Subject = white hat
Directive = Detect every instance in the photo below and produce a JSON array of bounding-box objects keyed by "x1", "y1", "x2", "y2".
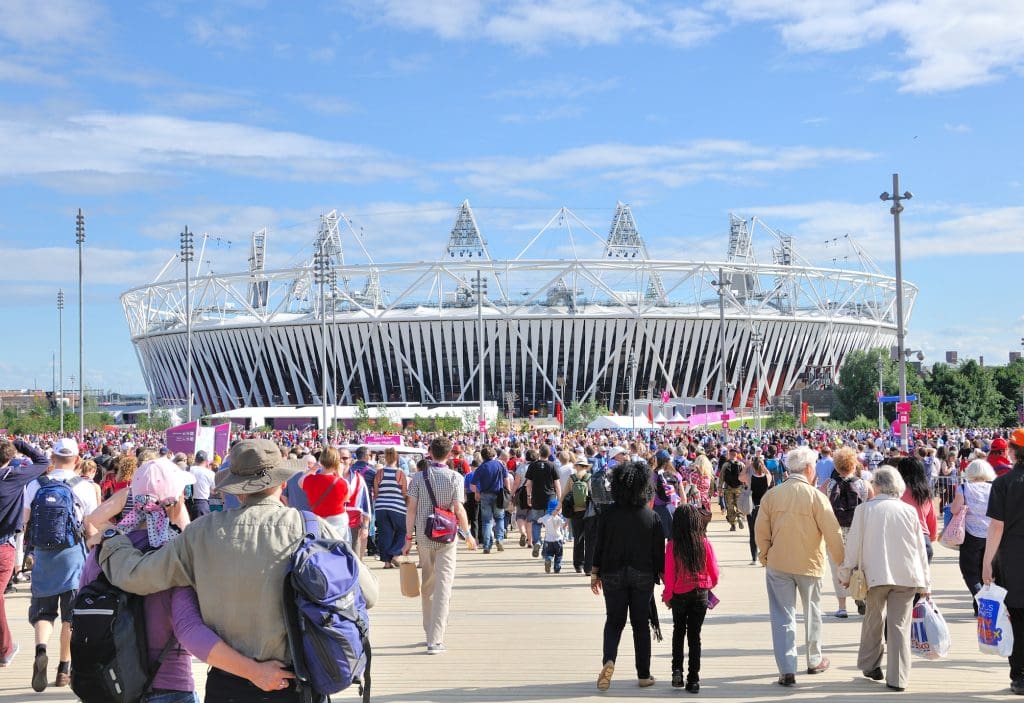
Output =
[
  {"x1": 53, "y1": 438, "x2": 79, "y2": 458},
  {"x1": 608, "y1": 446, "x2": 627, "y2": 459}
]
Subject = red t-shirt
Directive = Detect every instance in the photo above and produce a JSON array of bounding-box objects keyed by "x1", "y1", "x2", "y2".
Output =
[{"x1": 302, "y1": 474, "x2": 350, "y2": 518}]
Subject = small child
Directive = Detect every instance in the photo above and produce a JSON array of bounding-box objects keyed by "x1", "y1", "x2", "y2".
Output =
[
  {"x1": 662, "y1": 504, "x2": 719, "y2": 693},
  {"x1": 537, "y1": 498, "x2": 566, "y2": 574}
]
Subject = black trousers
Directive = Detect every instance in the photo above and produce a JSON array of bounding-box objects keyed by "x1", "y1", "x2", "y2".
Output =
[
  {"x1": 601, "y1": 568, "x2": 654, "y2": 679},
  {"x1": 583, "y1": 515, "x2": 599, "y2": 574},
  {"x1": 747, "y1": 506, "x2": 759, "y2": 561},
  {"x1": 205, "y1": 668, "x2": 302, "y2": 703},
  {"x1": 463, "y1": 495, "x2": 479, "y2": 539},
  {"x1": 570, "y1": 515, "x2": 586, "y2": 570},
  {"x1": 1011, "y1": 607, "x2": 1024, "y2": 681},
  {"x1": 670, "y1": 589, "x2": 709, "y2": 680},
  {"x1": 959, "y1": 532, "x2": 986, "y2": 605}
]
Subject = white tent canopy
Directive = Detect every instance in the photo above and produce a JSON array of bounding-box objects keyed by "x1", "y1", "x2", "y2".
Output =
[{"x1": 586, "y1": 415, "x2": 655, "y2": 431}]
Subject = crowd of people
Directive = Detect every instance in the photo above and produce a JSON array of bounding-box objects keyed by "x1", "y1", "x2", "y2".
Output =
[{"x1": 0, "y1": 423, "x2": 1021, "y2": 700}]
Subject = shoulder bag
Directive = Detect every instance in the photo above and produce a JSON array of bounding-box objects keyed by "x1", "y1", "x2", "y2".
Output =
[{"x1": 423, "y1": 469, "x2": 457, "y2": 544}]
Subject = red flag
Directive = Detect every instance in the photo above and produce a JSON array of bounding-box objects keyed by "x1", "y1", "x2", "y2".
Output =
[
  {"x1": 647, "y1": 404, "x2": 654, "y2": 423},
  {"x1": 555, "y1": 402, "x2": 564, "y2": 424},
  {"x1": 801, "y1": 402, "x2": 809, "y2": 425}
]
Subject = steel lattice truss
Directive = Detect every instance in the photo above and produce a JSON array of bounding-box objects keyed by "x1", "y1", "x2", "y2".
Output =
[{"x1": 122, "y1": 204, "x2": 916, "y2": 414}]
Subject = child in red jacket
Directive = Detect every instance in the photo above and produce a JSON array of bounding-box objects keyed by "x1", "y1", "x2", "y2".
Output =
[{"x1": 663, "y1": 504, "x2": 720, "y2": 693}]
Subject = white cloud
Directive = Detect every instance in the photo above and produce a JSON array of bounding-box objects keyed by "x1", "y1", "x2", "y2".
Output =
[
  {"x1": 187, "y1": 17, "x2": 253, "y2": 49},
  {"x1": 0, "y1": 58, "x2": 66, "y2": 86},
  {"x1": 289, "y1": 94, "x2": 356, "y2": 116},
  {"x1": 944, "y1": 122, "x2": 971, "y2": 133},
  {"x1": 0, "y1": 0, "x2": 98, "y2": 45},
  {"x1": 0, "y1": 112, "x2": 415, "y2": 187},
  {"x1": 361, "y1": 0, "x2": 718, "y2": 50},
  {"x1": 444, "y1": 140, "x2": 875, "y2": 192},
  {"x1": 500, "y1": 105, "x2": 585, "y2": 123},
  {"x1": 713, "y1": 1, "x2": 1024, "y2": 93},
  {"x1": 490, "y1": 76, "x2": 620, "y2": 100}
]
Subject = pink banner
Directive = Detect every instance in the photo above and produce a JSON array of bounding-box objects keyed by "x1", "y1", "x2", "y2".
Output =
[
  {"x1": 214, "y1": 423, "x2": 231, "y2": 459},
  {"x1": 165, "y1": 420, "x2": 199, "y2": 455},
  {"x1": 363, "y1": 434, "x2": 402, "y2": 445},
  {"x1": 683, "y1": 410, "x2": 736, "y2": 427}
]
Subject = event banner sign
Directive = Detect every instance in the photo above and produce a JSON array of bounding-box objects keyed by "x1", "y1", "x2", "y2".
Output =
[
  {"x1": 166, "y1": 420, "x2": 199, "y2": 455},
  {"x1": 363, "y1": 434, "x2": 402, "y2": 445}
]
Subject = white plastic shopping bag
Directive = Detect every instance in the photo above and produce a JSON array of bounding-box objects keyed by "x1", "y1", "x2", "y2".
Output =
[
  {"x1": 910, "y1": 598, "x2": 951, "y2": 659},
  {"x1": 977, "y1": 584, "x2": 1015, "y2": 657}
]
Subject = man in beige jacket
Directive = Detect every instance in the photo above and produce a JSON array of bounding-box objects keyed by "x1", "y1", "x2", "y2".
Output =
[{"x1": 755, "y1": 445, "x2": 845, "y2": 687}]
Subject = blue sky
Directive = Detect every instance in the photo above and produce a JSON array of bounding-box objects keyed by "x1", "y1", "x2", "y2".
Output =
[{"x1": 1, "y1": 0, "x2": 1022, "y2": 394}]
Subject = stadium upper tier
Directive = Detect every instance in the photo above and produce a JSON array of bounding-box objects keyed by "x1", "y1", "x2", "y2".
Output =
[{"x1": 122, "y1": 202, "x2": 916, "y2": 415}]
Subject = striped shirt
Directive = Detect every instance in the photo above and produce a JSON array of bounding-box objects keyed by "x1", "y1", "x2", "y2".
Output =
[
  {"x1": 408, "y1": 463, "x2": 464, "y2": 552},
  {"x1": 374, "y1": 467, "x2": 407, "y2": 515}
]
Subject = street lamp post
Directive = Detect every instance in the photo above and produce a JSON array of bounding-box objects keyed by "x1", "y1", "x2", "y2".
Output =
[
  {"x1": 712, "y1": 269, "x2": 730, "y2": 439},
  {"x1": 752, "y1": 324, "x2": 764, "y2": 435},
  {"x1": 179, "y1": 227, "x2": 195, "y2": 422},
  {"x1": 877, "y1": 355, "x2": 885, "y2": 431},
  {"x1": 75, "y1": 210, "x2": 85, "y2": 439},
  {"x1": 313, "y1": 242, "x2": 328, "y2": 439},
  {"x1": 880, "y1": 175, "x2": 913, "y2": 452},
  {"x1": 557, "y1": 375, "x2": 566, "y2": 431},
  {"x1": 57, "y1": 289, "x2": 65, "y2": 434},
  {"x1": 628, "y1": 351, "x2": 638, "y2": 433},
  {"x1": 330, "y1": 270, "x2": 338, "y2": 439},
  {"x1": 473, "y1": 271, "x2": 487, "y2": 434}
]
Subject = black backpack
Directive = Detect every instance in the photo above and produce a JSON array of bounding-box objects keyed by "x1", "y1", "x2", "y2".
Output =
[
  {"x1": 828, "y1": 478, "x2": 862, "y2": 528},
  {"x1": 70, "y1": 571, "x2": 176, "y2": 703}
]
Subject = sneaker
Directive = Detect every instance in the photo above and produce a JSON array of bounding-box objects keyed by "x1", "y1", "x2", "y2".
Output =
[
  {"x1": 575, "y1": 566, "x2": 583, "y2": 573},
  {"x1": 554, "y1": 566, "x2": 561, "y2": 574},
  {"x1": 886, "y1": 684, "x2": 905, "y2": 692},
  {"x1": 532, "y1": 543, "x2": 541, "y2": 558},
  {"x1": 864, "y1": 667, "x2": 884, "y2": 681},
  {"x1": 426, "y1": 643, "x2": 446, "y2": 655},
  {"x1": 749, "y1": 560, "x2": 757, "y2": 566},
  {"x1": 807, "y1": 658, "x2": 830, "y2": 675},
  {"x1": 597, "y1": 660, "x2": 615, "y2": 691},
  {"x1": 685, "y1": 680, "x2": 700, "y2": 694},
  {"x1": 545, "y1": 560, "x2": 552, "y2": 573},
  {"x1": 730, "y1": 524, "x2": 737, "y2": 532},
  {"x1": 638, "y1": 677, "x2": 656, "y2": 688},
  {"x1": 0, "y1": 643, "x2": 18, "y2": 667},
  {"x1": 482, "y1": 548, "x2": 491, "y2": 554},
  {"x1": 519, "y1": 534, "x2": 527, "y2": 547},
  {"x1": 495, "y1": 541, "x2": 504, "y2": 552},
  {"x1": 777, "y1": 674, "x2": 796, "y2": 687},
  {"x1": 1011, "y1": 679, "x2": 1024, "y2": 695},
  {"x1": 835, "y1": 609, "x2": 849, "y2": 619},
  {"x1": 738, "y1": 522, "x2": 745, "y2": 530},
  {"x1": 31, "y1": 651, "x2": 48, "y2": 692},
  {"x1": 671, "y1": 670, "x2": 684, "y2": 688}
]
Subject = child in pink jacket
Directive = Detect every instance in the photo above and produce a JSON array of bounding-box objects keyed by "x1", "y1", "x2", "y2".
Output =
[{"x1": 663, "y1": 504, "x2": 719, "y2": 693}]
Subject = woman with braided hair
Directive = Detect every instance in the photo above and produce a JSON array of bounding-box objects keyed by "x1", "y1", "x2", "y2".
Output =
[{"x1": 590, "y1": 461, "x2": 666, "y2": 691}]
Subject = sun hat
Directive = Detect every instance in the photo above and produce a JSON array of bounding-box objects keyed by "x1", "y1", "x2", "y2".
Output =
[
  {"x1": 574, "y1": 456, "x2": 591, "y2": 466},
  {"x1": 215, "y1": 439, "x2": 304, "y2": 495},
  {"x1": 131, "y1": 457, "x2": 196, "y2": 503}
]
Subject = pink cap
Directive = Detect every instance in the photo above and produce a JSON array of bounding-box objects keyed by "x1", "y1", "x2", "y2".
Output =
[{"x1": 131, "y1": 457, "x2": 196, "y2": 502}]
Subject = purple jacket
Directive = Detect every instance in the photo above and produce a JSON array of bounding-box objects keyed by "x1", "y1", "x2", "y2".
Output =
[{"x1": 81, "y1": 531, "x2": 220, "y2": 692}]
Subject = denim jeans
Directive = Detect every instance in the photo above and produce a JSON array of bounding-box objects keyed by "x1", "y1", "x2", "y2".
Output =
[
  {"x1": 144, "y1": 691, "x2": 200, "y2": 703},
  {"x1": 601, "y1": 567, "x2": 655, "y2": 678},
  {"x1": 543, "y1": 541, "x2": 563, "y2": 570},
  {"x1": 478, "y1": 493, "x2": 506, "y2": 549}
]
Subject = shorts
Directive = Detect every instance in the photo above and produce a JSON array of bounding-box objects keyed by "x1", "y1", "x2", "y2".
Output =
[
  {"x1": 515, "y1": 509, "x2": 530, "y2": 521},
  {"x1": 29, "y1": 590, "x2": 75, "y2": 624}
]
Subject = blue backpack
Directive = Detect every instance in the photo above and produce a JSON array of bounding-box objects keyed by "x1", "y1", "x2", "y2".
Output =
[
  {"x1": 284, "y1": 511, "x2": 370, "y2": 703},
  {"x1": 29, "y1": 476, "x2": 85, "y2": 551}
]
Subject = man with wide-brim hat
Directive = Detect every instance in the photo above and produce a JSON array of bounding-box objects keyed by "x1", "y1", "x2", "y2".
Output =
[{"x1": 99, "y1": 439, "x2": 377, "y2": 701}]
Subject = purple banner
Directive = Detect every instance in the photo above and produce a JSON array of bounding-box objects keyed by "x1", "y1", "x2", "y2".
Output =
[
  {"x1": 363, "y1": 434, "x2": 402, "y2": 445},
  {"x1": 165, "y1": 420, "x2": 199, "y2": 455},
  {"x1": 214, "y1": 423, "x2": 231, "y2": 459}
]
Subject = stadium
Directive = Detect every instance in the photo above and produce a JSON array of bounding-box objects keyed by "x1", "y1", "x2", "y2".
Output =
[{"x1": 121, "y1": 202, "x2": 916, "y2": 420}]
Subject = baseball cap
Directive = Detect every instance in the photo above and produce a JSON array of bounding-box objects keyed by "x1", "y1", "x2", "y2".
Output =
[
  {"x1": 1009, "y1": 429, "x2": 1024, "y2": 447},
  {"x1": 990, "y1": 438, "x2": 1008, "y2": 451},
  {"x1": 608, "y1": 446, "x2": 627, "y2": 459},
  {"x1": 131, "y1": 458, "x2": 196, "y2": 503},
  {"x1": 655, "y1": 449, "x2": 672, "y2": 462},
  {"x1": 53, "y1": 438, "x2": 79, "y2": 458}
]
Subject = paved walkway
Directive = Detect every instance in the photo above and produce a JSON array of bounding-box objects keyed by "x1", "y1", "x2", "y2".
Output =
[{"x1": 1, "y1": 512, "x2": 1014, "y2": 702}]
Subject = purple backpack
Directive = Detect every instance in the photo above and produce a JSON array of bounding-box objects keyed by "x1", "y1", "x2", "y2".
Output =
[{"x1": 284, "y1": 511, "x2": 370, "y2": 703}]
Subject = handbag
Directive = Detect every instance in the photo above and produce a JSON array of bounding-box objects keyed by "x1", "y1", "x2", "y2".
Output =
[
  {"x1": 737, "y1": 488, "x2": 753, "y2": 515},
  {"x1": 423, "y1": 468, "x2": 457, "y2": 544},
  {"x1": 939, "y1": 494, "x2": 967, "y2": 550},
  {"x1": 848, "y1": 568, "x2": 869, "y2": 601}
]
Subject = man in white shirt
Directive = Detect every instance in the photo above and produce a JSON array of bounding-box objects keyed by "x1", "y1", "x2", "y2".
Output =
[
  {"x1": 21, "y1": 438, "x2": 95, "y2": 691},
  {"x1": 187, "y1": 450, "x2": 218, "y2": 519}
]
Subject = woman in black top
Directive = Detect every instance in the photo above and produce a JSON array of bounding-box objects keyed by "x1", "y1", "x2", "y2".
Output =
[
  {"x1": 742, "y1": 454, "x2": 772, "y2": 565},
  {"x1": 591, "y1": 461, "x2": 666, "y2": 691}
]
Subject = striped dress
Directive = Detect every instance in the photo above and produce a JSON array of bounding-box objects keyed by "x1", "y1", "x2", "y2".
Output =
[{"x1": 374, "y1": 467, "x2": 407, "y2": 516}]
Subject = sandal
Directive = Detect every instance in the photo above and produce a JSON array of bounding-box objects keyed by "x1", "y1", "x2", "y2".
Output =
[{"x1": 597, "y1": 660, "x2": 615, "y2": 691}]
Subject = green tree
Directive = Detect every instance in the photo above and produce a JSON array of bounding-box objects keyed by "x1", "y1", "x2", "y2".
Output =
[
  {"x1": 992, "y1": 358, "x2": 1024, "y2": 425},
  {"x1": 137, "y1": 409, "x2": 173, "y2": 431},
  {"x1": 354, "y1": 400, "x2": 372, "y2": 432},
  {"x1": 926, "y1": 360, "x2": 1007, "y2": 427},
  {"x1": 563, "y1": 400, "x2": 609, "y2": 430},
  {"x1": 832, "y1": 348, "x2": 895, "y2": 422}
]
